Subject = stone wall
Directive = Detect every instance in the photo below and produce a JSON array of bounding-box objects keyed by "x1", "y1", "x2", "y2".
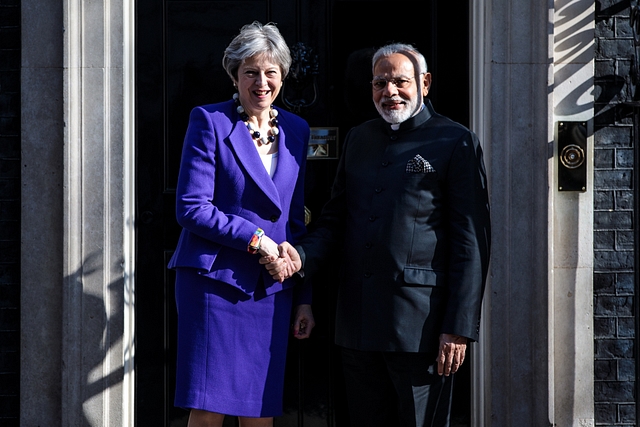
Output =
[
  {"x1": 0, "y1": 0, "x2": 20, "y2": 424},
  {"x1": 594, "y1": 0, "x2": 637, "y2": 424}
]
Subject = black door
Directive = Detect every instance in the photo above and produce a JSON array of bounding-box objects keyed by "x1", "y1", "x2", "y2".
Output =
[{"x1": 136, "y1": 1, "x2": 470, "y2": 426}]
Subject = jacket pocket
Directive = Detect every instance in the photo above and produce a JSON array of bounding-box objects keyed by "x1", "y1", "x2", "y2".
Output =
[{"x1": 403, "y1": 267, "x2": 444, "y2": 287}]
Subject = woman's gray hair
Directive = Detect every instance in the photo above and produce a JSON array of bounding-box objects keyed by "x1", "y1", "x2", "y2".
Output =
[
  {"x1": 222, "y1": 21, "x2": 292, "y2": 81},
  {"x1": 371, "y1": 43, "x2": 428, "y2": 75}
]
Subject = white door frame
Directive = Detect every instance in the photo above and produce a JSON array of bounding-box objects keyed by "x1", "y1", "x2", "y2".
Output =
[{"x1": 469, "y1": 2, "x2": 489, "y2": 426}]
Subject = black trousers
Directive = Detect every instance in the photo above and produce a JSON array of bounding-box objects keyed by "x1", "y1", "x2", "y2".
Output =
[{"x1": 340, "y1": 347, "x2": 454, "y2": 427}]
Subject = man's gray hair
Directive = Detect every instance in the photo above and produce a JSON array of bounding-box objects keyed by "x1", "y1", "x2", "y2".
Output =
[{"x1": 371, "y1": 43, "x2": 428, "y2": 75}]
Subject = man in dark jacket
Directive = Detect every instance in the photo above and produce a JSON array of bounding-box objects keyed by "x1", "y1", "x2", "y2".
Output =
[{"x1": 263, "y1": 43, "x2": 491, "y2": 427}]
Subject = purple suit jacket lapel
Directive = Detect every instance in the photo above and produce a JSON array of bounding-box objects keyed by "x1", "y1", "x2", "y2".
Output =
[
  {"x1": 271, "y1": 128, "x2": 298, "y2": 197},
  {"x1": 228, "y1": 117, "x2": 297, "y2": 212}
]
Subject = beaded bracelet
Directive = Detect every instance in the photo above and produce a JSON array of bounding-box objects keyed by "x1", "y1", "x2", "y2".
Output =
[{"x1": 247, "y1": 228, "x2": 265, "y2": 254}]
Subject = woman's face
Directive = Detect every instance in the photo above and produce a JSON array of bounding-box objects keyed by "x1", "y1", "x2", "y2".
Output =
[{"x1": 235, "y1": 54, "x2": 283, "y2": 116}]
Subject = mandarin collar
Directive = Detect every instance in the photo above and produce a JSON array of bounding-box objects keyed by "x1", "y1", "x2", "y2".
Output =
[{"x1": 384, "y1": 100, "x2": 434, "y2": 134}]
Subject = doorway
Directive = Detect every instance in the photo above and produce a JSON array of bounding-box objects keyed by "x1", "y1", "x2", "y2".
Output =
[{"x1": 135, "y1": 1, "x2": 471, "y2": 425}]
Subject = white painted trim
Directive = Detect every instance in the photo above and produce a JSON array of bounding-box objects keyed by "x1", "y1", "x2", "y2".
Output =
[
  {"x1": 62, "y1": 0, "x2": 86, "y2": 425},
  {"x1": 122, "y1": 0, "x2": 136, "y2": 424},
  {"x1": 550, "y1": 1, "x2": 595, "y2": 425},
  {"x1": 470, "y1": 1, "x2": 490, "y2": 426},
  {"x1": 62, "y1": 0, "x2": 131, "y2": 424}
]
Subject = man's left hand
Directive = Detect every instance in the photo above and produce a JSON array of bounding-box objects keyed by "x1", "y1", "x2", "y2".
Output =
[
  {"x1": 292, "y1": 304, "x2": 315, "y2": 339},
  {"x1": 437, "y1": 333, "x2": 467, "y2": 376}
]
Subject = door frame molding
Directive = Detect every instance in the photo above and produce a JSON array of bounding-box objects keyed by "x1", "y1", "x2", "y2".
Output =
[
  {"x1": 125, "y1": 2, "x2": 489, "y2": 425},
  {"x1": 123, "y1": 0, "x2": 137, "y2": 424},
  {"x1": 469, "y1": 2, "x2": 489, "y2": 426},
  {"x1": 124, "y1": 1, "x2": 490, "y2": 425}
]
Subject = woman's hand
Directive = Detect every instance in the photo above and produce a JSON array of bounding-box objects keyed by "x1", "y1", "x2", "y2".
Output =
[
  {"x1": 258, "y1": 235, "x2": 279, "y2": 258},
  {"x1": 292, "y1": 304, "x2": 315, "y2": 339},
  {"x1": 259, "y1": 241, "x2": 301, "y2": 282}
]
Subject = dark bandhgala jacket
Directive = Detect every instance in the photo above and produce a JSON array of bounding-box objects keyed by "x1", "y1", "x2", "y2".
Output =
[{"x1": 298, "y1": 100, "x2": 491, "y2": 353}]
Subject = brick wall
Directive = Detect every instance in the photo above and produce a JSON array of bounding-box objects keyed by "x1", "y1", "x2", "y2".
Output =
[
  {"x1": 594, "y1": 0, "x2": 637, "y2": 425},
  {"x1": 0, "y1": 0, "x2": 19, "y2": 424}
]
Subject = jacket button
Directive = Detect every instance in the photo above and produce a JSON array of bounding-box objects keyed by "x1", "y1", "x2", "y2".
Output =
[
  {"x1": 382, "y1": 161, "x2": 389, "y2": 166},
  {"x1": 365, "y1": 242, "x2": 372, "y2": 249},
  {"x1": 375, "y1": 187, "x2": 383, "y2": 193},
  {"x1": 270, "y1": 215, "x2": 279, "y2": 222},
  {"x1": 368, "y1": 215, "x2": 376, "y2": 221},
  {"x1": 364, "y1": 272, "x2": 372, "y2": 278}
]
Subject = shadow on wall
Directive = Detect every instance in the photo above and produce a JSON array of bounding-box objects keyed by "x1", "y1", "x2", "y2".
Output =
[
  {"x1": 555, "y1": 0, "x2": 597, "y2": 118},
  {"x1": 66, "y1": 251, "x2": 129, "y2": 425}
]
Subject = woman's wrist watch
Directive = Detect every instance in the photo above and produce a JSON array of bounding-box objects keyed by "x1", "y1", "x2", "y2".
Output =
[{"x1": 247, "y1": 228, "x2": 265, "y2": 254}]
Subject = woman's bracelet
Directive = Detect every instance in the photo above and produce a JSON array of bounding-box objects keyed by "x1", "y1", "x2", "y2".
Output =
[{"x1": 247, "y1": 228, "x2": 265, "y2": 254}]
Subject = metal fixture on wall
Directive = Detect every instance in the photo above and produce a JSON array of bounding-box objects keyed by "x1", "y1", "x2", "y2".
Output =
[
  {"x1": 282, "y1": 42, "x2": 319, "y2": 114},
  {"x1": 557, "y1": 121, "x2": 587, "y2": 191}
]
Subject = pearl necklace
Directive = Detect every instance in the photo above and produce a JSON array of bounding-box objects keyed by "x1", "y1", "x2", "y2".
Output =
[{"x1": 233, "y1": 93, "x2": 279, "y2": 145}]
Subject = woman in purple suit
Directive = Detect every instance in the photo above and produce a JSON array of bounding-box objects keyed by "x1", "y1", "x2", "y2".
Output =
[{"x1": 168, "y1": 21, "x2": 315, "y2": 427}]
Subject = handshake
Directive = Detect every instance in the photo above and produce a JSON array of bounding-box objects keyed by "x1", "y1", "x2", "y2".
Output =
[{"x1": 257, "y1": 240, "x2": 302, "y2": 283}]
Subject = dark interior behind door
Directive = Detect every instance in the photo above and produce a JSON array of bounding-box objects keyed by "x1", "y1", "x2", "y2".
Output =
[{"x1": 136, "y1": 1, "x2": 469, "y2": 425}]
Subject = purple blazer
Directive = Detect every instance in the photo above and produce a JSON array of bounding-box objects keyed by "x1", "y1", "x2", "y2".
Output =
[{"x1": 168, "y1": 99, "x2": 310, "y2": 299}]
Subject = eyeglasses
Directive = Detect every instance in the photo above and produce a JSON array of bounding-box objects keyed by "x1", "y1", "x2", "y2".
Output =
[{"x1": 371, "y1": 76, "x2": 415, "y2": 91}]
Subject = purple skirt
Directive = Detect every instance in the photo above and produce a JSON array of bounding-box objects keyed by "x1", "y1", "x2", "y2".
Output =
[{"x1": 174, "y1": 268, "x2": 294, "y2": 417}]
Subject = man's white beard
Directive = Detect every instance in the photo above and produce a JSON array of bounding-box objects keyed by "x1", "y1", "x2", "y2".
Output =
[{"x1": 375, "y1": 96, "x2": 419, "y2": 124}]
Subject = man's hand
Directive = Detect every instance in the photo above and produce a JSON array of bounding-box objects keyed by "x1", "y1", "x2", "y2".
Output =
[
  {"x1": 436, "y1": 333, "x2": 467, "y2": 376},
  {"x1": 292, "y1": 304, "x2": 315, "y2": 339},
  {"x1": 259, "y1": 241, "x2": 301, "y2": 283}
]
